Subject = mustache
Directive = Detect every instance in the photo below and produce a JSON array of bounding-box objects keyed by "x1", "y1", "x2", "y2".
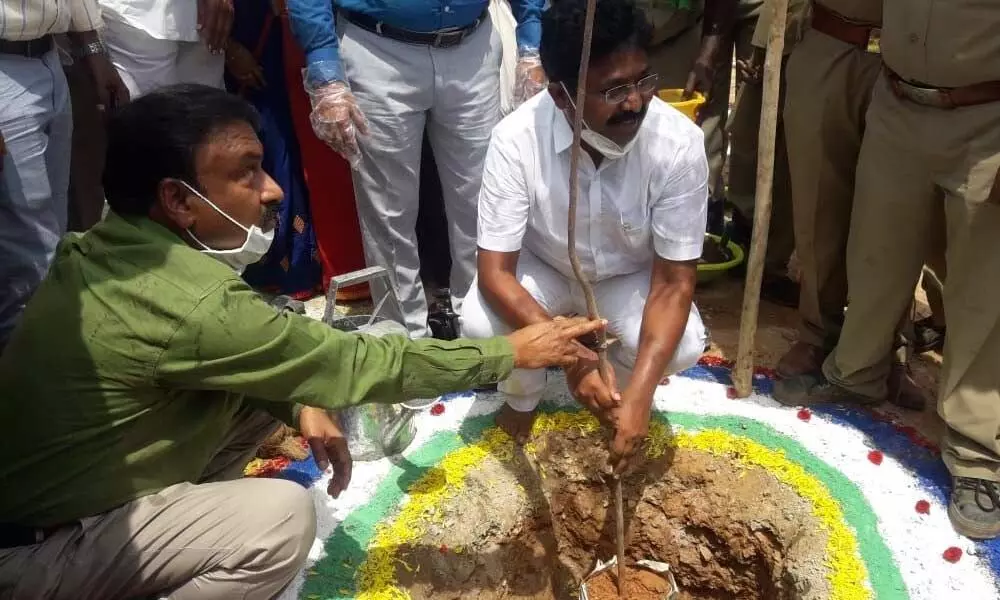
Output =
[
  {"x1": 607, "y1": 106, "x2": 647, "y2": 125},
  {"x1": 260, "y1": 206, "x2": 279, "y2": 228}
]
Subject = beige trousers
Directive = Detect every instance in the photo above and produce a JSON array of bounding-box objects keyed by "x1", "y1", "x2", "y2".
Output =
[
  {"x1": 783, "y1": 30, "x2": 882, "y2": 349},
  {"x1": 0, "y1": 409, "x2": 316, "y2": 599},
  {"x1": 822, "y1": 76, "x2": 1000, "y2": 481}
]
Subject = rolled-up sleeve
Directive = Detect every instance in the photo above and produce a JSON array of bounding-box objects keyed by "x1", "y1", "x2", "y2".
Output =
[
  {"x1": 70, "y1": 0, "x2": 103, "y2": 31},
  {"x1": 477, "y1": 131, "x2": 532, "y2": 253},
  {"x1": 651, "y1": 133, "x2": 709, "y2": 262},
  {"x1": 287, "y1": 0, "x2": 345, "y2": 87},
  {"x1": 154, "y1": 280, "x2": 515, "y2": 411}
]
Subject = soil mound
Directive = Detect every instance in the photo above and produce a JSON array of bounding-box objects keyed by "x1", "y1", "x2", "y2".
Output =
[{"x1": 394, "y1": 425, "x2": 829, "y2": 600}]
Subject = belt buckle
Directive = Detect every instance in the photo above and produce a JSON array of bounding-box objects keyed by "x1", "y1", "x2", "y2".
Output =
[
  {"x1": 866, "y1": 27, "x2": 881, "y2": 54},
  {"x1": 897, "y1": 80, "x2": 951, "y2": 108}
]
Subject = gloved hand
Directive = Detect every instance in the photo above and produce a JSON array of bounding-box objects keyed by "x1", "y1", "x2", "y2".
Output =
[
  {"x1": 306, "y1": 80, "x2": 369, "y2": 169},
  {"x1": 513, "y1": 52, "x2": 547, "y2": 107}
]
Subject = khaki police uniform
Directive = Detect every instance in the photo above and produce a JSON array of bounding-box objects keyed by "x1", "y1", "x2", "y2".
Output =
[
  {"x1": 783, "y1": 0, "x2": 882, "y2": 350},
  {"x1": 822, "y1": 0, "x2": 1000, "y2": 481}
]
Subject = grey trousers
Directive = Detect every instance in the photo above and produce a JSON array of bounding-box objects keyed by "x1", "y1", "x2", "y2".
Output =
[
  {"x1": 339, "y1": 17, "x2": 502, "y2": 336},
  {"x1": 0, "y1": 409, "x2": 315, "y2": 600},
  {"x1": 0, "y1": 49, "x2": 73, "y2": 351}
]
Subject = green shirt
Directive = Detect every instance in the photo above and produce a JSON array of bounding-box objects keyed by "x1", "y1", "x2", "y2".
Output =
[{"x1": 0, "y1": 213, "x2": 514, "y2": 527}]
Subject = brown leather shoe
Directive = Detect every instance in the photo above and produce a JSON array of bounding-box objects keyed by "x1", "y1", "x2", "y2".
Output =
[
  {"x1": 887, "y1": 362, "x2": 927, "y2": 411},
  {"x1": 776, "y1": 342, "x2": 826, "y2": 379}
]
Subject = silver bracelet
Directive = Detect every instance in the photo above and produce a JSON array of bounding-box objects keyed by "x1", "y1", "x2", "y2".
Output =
[{"x1": 75, "y1": 40, "x2": 108, "y2": 58}]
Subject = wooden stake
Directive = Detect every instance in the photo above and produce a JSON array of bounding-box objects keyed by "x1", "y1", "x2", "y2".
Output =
[
  {"x1": 563, "y1": 0, "x2": 621, "y2": 593},
  {"x1": 732, "y1": 0, "x2": 790, "y2": 397}
]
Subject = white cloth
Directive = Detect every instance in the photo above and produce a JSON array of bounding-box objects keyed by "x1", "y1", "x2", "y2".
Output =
[
  {"x1": 478, "y1": 92, "x2": 709, "y2": 282},
  {"x1": 101, "y1": 17, "x2": 224, "y2": 98},
  {"x1": 461, "y1": 250, "x2": 707, "y2": 411},
  {"x1": 0, "y1": 0, "x2": 102, "y2": 41},
  {"x1": 98, "y1": 0, "x2": 197, "y2": 42},
  {"x1": 489, "y1": 0, "x2": 518, "y2": 117}
]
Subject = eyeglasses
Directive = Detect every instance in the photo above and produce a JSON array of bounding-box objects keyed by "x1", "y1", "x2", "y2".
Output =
[{"x1": 595, "y1": 73, "x2": 660, "y2": 104}]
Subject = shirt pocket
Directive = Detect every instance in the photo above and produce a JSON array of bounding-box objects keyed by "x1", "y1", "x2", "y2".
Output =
[{"x1": 602, "y1": 200, "x2": 651, "y2": 253}]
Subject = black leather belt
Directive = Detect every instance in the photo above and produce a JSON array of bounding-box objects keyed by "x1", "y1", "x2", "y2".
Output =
[
  {"x1": 0, "y1": 35, "x2": 54, "y2": 59},
  {"x1": 342, "y1": 9, "x2": 487, "y2": 48}
]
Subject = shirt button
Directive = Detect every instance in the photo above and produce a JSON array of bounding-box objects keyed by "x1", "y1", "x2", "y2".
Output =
[{"x1": 908, "y1": 33, "x2": 920, "y2": 43}]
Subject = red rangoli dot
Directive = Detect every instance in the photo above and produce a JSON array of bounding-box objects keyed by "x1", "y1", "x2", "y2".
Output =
[
  {"x1": 797, "y1": 408, "x2": 812, "y2": 422},
  {"x1": 867, "y1": 450, "x2": 884, "y2": 465},
  {"x1": 430, "y1": 403, "x2": 445, "y2": 416},
  {"x1": 915, "y1": 500, "x2": 931, "y2": 515},
  {"x1": 943, "y1": 547, "x2": 962, "y2": 563}
]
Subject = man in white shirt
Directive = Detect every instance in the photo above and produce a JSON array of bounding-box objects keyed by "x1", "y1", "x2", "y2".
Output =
[
  {"x1": 0, "y1": 0, "x2": 126, "y2": 351},
  {"x1": 98, "y1": 0, "x2": 231, "y2": 97},
  {"x1": 462, "y1": 0, "x2": 708, "y2": 471}
]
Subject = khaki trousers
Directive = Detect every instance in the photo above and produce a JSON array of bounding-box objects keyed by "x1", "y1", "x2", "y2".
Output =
[
  {"x1": 0, "y1": 409, "x2": 317, "y2": 599},
  {"x1": 822, "y1": 76, "x2": 1000, "y2": 481},
  {"x1": 783, "y1": 30, "x2": 882, "y2": 349}
]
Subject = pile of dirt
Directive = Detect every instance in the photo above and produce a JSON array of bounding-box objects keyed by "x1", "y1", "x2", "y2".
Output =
[
  {"x1": 584, "y1": 566, "x2": 673, "y2": 600},
  {"x1": 393, "y1": 425, "x2": 829, "y2": 600}
]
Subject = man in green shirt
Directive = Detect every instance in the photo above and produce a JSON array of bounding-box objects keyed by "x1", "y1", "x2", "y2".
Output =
[{"x1": 0, "y1": 84, "x2": 604, "y2": 599}]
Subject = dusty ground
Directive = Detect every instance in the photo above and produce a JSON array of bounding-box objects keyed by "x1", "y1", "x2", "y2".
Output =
[
  {"x1": 392, "y1": 427, "x2": 829, "y2": 600},
  {"x1": 695, "y1": 275, "x2": 946, "y2": 443}
]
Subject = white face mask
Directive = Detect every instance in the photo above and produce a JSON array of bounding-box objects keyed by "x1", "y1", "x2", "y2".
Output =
[
  {"x1": 181, "y1": 181, "x2": 275, "y2": 274},
  {"x1": 561, "y1": 83, "x2": 639, "y2": 160}
]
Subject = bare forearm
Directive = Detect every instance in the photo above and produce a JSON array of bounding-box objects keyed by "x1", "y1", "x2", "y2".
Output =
[
  {"x1": 480, "y1": 273, "x2": 552, "y2": 330},
  {"x1": 628, "y1": 283, "x2": 696, "y2": 405}
]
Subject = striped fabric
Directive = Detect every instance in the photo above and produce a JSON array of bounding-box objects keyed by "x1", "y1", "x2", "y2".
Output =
[{"x1": 0, "y1": 0, "x2": 102, "y2": 41}]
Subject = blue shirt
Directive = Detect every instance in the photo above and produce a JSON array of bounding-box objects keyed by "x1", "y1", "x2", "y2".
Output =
[{"x1": 287, "y1": 0, "x2": 545, "y2": 87}]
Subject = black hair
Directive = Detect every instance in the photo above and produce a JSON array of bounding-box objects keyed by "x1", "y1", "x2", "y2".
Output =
[
  {"x1": 103, "y1": 83, "x2": 261, "y2": 216},
  {"x1": 539, "y1": 0, "x2": 653, "y2": 91}
]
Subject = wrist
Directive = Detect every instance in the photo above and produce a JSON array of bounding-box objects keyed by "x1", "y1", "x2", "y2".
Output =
[{"x1": 75, "y1": 39, "x2": 109, "y2": 60}]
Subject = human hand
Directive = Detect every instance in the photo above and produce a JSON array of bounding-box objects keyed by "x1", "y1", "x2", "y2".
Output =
[
  {"x1": 513, "y1": 53, "x2": 546, "y2": 107},
  {"x1": 506, "y1": 316, "x2": 607, "y2": 370},
  {"x1": 683, "y1": 34, "x2": 723, "y2": 99},
  {"x1": 608, "y1": 389, "x2": 652, "y2": 475},
  {"x1": 735, "y1": 47, "x2": 765, "y2": 85},
  {"x1": 307, "y1": 80, "x2": 369, "y2": 169},
  {"x1": 226, "y1": 41, "x2": 266, "y2": 90},
  {"x1": 197, "y1": 0, "x2": 234, "y2": 54},
  {"x1": 298, "y1": 407, "x2": 353, "y2": 498},
  {"x1": 565, "y1": 356, "x2": 620, "y2": 421},
  {"x1": 84, "y1": 53, "x2": 129, "y2": 112}
]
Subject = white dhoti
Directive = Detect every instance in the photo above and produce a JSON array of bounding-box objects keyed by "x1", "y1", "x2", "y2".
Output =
[
  {"x1": 461, "y1": 251, "x2": 707, "y2": 411},
  {"x1": 102, "y1": 18, "x2": 225, "y2": 98}
]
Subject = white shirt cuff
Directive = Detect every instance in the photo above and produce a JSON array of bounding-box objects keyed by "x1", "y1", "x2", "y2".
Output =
[
  {"x1": 654, "y1": 239, "x2": 703, "y2": 262},
  {"x1": 478, "y1": 234, "x2": 524, "y2": 253}
]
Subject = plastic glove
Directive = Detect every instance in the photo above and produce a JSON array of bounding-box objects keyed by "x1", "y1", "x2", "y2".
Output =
[
  {"x1": 306, "y1": 80, "x2": 369, "y2": 169},
  {"x1": 513, "y1": 52, "x2": 547, "y2": 107}
]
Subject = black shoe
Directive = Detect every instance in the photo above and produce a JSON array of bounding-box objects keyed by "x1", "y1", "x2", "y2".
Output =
[
  {"x1": 774, "y1": 373, "x2": 879, "y2": 407},
  {"x1": 912, "y1": 317, "x2": 946, "y2": 354},
  {"x1": 949, "y1": 476, "x2": 1000, "y2": 539}
]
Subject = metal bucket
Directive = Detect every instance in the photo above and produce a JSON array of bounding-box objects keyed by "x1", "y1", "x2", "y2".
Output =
[{"x1": 331, "y1": 315, "x2": 435, "y2": 461}]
